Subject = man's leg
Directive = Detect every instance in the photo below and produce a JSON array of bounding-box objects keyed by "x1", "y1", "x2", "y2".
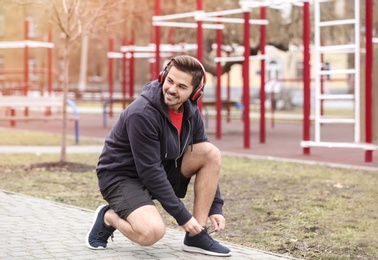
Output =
[
  {"x1": 87, "y1": 179, "x2": 166, "y2": 249},
  {"x1": 105, "y1": 205, "x2": 165, "y2": 246},
  {"x1": 181, "y1": 142, "x2": 221, "y2": 227},
  {"x1": 180, "y1": 142, "x2": 231, "y2": 256}
]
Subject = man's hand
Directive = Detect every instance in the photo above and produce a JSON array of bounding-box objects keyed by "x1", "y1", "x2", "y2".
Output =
[
  {"x1": 182, "y1": 217, "x2": 204, "y2": 236},
  {"x1": 209, "y1": 214, "x2": 226, "y2": 232}
]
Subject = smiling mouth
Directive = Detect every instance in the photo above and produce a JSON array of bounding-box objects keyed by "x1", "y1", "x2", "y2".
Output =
[{"x1": 166, "y1": 92, "x2": 177, "y2": 99}]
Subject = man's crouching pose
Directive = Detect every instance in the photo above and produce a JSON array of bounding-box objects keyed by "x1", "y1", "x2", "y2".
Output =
[{"x1": 86, "y1": 55, "x2": 231, "y2": 257}]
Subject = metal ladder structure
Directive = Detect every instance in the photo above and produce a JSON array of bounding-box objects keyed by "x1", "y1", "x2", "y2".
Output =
[{"x1": 301, "y1": 0, "x2": 376, "y2": 152}]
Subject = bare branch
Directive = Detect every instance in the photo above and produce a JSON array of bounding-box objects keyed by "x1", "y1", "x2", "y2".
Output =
[
  {"x1": 61, "y1": 0, "x2": 68, "y2": 14},
  {"x1": 52, "y1": 1, "x2": 70, "y2": 37}
]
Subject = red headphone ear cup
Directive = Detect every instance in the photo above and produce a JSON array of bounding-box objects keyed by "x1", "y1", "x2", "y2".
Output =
[
  {"x1": 158, "y1": 70, "x2": 167, "y2": 83},
  {"x1": 191, "y1": 85, "x2": 204, "y2": 102}
]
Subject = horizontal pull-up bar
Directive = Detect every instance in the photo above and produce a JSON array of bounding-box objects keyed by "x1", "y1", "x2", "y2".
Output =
[
  {"x1": 0, "y1": 40, "x2": 54, "y2": 49},
  {"x1": 152, "y1": 21, "x2": 224, "y2": 30},
  {"x1": 201, "y1": 17, "x2": 268, "y2": 25},
  {"x1": 152, "y1": 11, "x2": 198, "y2": 21},
  {"x1": 121, "y1": 43, "x2": 198, "y2": 53},
  {"x1": 214, "y1": 55, "x2": 267, "y2": 63},
  {"x1": 239, "y1": 0, "x2": 308, "y2": 8}
]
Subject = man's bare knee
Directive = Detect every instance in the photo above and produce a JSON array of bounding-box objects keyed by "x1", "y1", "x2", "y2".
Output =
[
  {"x1": 135, "y1": 226, "x2": 166, "y2": 246},
  {"x1": 182, "y1": 143, "x2": 221, "y2": 178},
  {"x1": 207, "y1": 144, "x2": 221, "y2": 165}
]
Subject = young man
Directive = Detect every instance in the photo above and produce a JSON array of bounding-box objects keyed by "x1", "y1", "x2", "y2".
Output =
[{"x1": 86, "y1": 55, "x2": 231, "y2": 257}]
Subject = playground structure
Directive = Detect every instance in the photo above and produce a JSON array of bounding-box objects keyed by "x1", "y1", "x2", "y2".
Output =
[
  {"x1": 0, "y1": 19, "x2": 79, "y2": 143},
  {"x1": 0, "y1": 19, "x2": 57, "y2": 98},
  {"x1": 1, "y1": 1, "x2": 376, "y2": 163},
  {"x1": 105, "y1": 0, "x2": 376, "y2": 162}
]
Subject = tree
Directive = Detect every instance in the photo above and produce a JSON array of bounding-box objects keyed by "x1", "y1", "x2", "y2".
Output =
[{"x1": 49, "y1": 0, "x2": 127, "y2": 162}]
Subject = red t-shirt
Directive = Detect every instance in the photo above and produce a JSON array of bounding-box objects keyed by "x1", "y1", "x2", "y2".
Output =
[{"x1": 168, "y1": 107, "x2": 184, "y2": 135}]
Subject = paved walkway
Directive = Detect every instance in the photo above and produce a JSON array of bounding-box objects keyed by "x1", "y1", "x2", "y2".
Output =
[{"x1": 0, "y1": 190, "x2": 296, "y2": 260}]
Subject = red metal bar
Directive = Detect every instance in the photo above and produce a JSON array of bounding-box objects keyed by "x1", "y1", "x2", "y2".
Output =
[
  {"x1": 108, "y1": 37, "x2": 114, "y2": 117},
  {"x1": 365, "y1": 0, "x2": 373, "y2": 162},
  {"x1": 122, "y1": 38, "x2": 127, "y2": 109},
  {"x1": 259, "y1": 6, "x2": 266, "y2": 143},
  {"x1": 24, "y1": 19, "x2": 29, "y2": 96},
  {"x1": 46, "y1": 26, "x2": 53, "y2": 116},
  {"x1": 130, "y1": 33, "x2": 135, "y2": 99},
  {"x1": 47, "y1": 26, "x2": 53, "y2": 97},
  {"x1": 243, "y1": 9, "x2": 250, "y2": 149},
  {"x1": 155, "y1": 0, "x2": 161, "y2": 79},
  {"x1": 149, "y1": 31, "x2": 155, "y2": 81},
  {"x1": 226, "y1": 51, "x2": 231, "y2": 123},
  {"x1": 215, "y1": 10, "x2": 222, "y2": 139},
  {"x1": 196, "y1": 0, "x2": 204, "y2": 111},
  {"x1": 24, "y1": 19, "x2": 29, "y2": 116},
  {"x1": 10, "y1": 109, "x2": 16, "y2": 127},
  {"x1": 303, "y1": 2, "x2": 311, "y2": 155}
]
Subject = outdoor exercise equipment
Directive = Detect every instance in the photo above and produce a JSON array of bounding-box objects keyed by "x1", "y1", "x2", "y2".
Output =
[{"x1": 299, "y1": 0, "x2": 376, "y2": 162}]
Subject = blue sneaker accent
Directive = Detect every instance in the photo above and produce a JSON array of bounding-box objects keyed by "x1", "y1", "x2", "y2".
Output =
[
  {"x1": 182, "y1": 227, "x2": 232, "y2": 257},
  {"x1": 86, "y1": 205, "x2": 116, "y2": 250}
]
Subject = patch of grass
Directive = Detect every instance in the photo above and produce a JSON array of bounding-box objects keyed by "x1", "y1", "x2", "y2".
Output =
[
  {"x1": 217, "y1": 157, "x2": 378, "y2": 259},
  {"x1": 0, "y1": 131, "x2": 377, "y2": 259}
]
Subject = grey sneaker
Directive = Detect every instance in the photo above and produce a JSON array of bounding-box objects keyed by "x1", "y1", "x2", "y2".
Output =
[
  {"x1": 182, "y1": 227, "x2": 232, "y2": 257},
  {"x1": 86, "y1": 205, "x2": 115, "y2": 250}
]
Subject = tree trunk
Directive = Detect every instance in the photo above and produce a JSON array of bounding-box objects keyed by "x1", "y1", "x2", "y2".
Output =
[{"x1": 60, "y1": 38, "x2": 70, "y2": 162}]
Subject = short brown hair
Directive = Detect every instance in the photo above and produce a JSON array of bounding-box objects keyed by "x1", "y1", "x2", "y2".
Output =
[{"x1": 167, "y1": 55, "x2": 205, "y2": 89}]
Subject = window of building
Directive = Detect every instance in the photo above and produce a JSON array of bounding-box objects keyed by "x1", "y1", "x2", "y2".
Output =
[
  {"x1": 323, "y1": 62, "x2": 331, "y2": 80},
  {"x1": 0, "y1": 15, "x2": 4, "y2": 37},
  {"x1": 296, "y1": 61, "x2": 303, "y2": 79},
  {"x1": 0, "y1": 57, "x2": 4, "y2": 70},
  {"x1": 26, "y1": 16, "x2": 37, "y2": 38},
  {"x1": 28, "y1": 58, "x2": 38, "y2": 81}
]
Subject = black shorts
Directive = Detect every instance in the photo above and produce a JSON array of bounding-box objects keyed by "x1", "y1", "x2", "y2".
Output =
[{"x1": 101, "y1": 158, "x2": 191, "y2": 220}]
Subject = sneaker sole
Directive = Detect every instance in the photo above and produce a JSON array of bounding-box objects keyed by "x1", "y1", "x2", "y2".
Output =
[
  {"x1": 86, "y1": 205, "x2": 108, "y2": 250},
  {"x1": 182, "y1": 244, "x2": 232, "y2": 257}
]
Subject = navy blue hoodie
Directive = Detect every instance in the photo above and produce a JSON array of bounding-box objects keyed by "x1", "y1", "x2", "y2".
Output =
[{"x1": 96, "y1": 80, "x2": 224, "y2": 226}]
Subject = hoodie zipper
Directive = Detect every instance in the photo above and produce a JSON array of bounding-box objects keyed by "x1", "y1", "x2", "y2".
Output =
[{"x1": 174, "y1": 119, "x2": 191, "y2": 168}]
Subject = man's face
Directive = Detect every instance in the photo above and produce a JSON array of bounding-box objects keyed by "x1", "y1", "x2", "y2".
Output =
[{"x1": 162, "y1": 66, "x2": 194, "y2": 112}]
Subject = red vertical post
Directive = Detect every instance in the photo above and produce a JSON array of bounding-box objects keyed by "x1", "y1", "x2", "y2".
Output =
[
  {"x1": 226, "y1": 51, "x2": 231, "y2": 123},
  {"x1": 122, "y1": 38, "x2": 127, "y2": 109},
  {"x1": 259, "y1": 6, "x2": 266, "y2": 143},
  {"x1": 303, "y1": 2, "x2": 311, "y2": 155},
  {"x1": 47, "y1": 26, "x2": 52, "y2": 97},
  {"x1": 196, "y1": 0, "x2": 204, "y2": 111},
  {"x1": 24, "y1": 18, "x2": 29, "y2": 117},
  {"x1": 10, "y1": 109, "x2": 16, "y2": 127},
  {"x1": 155, "y1": 0, "x2": 161, "y2": 78},
  {"x1": 46, "y1": 26, "x2": 53, "y2": 116},
  {"x1": 130, "y1": 32, "x2": 135, "y2": 99},
  {"x1": 215, "y1": 10, "x2": 222, "y2": 139},
  {"x1": 365, "y1": 0, "x2": 373, "y2": 162},
  {"x1": 108, "y1": 37, "x2": 114, "y2": 117},
  {"x1": 149, "y1": 31, "x2": 155, "y2": 81},
  {"x1": 243, "y1": 8, "x2": 250, "y2": 149},
  {"x1": 24, "y1": 19, "x2": 29, "y2": 96}
]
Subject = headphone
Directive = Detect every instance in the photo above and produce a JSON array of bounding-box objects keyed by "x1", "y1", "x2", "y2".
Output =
[{"x1": 158, "y1": 56, "x2": 207, "y2": 102}]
